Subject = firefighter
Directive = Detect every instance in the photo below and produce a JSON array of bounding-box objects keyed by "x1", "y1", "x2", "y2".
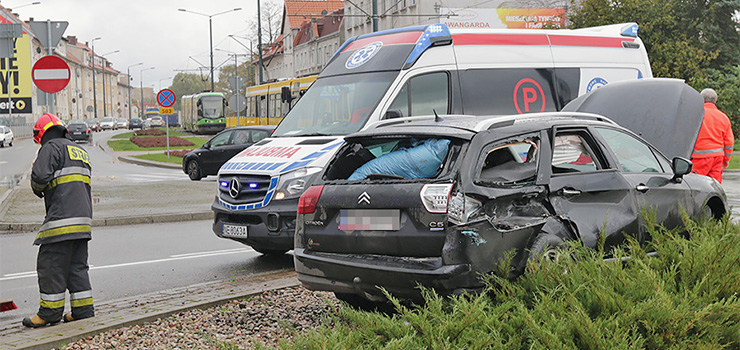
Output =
[
  {"x1": 23, "y1": 113, "x2": 94, "y2": 328},
  {"x1": 691, "y1": 89, "x2": 735, "y2": 183}
]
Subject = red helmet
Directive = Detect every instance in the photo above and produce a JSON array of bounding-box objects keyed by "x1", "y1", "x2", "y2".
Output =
[{"x1": 33, "y1": 113, "x2": 67, "y2": 144}]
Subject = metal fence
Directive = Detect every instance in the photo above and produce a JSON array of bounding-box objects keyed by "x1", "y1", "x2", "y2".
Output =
[{"x1": 0, "y1": 117, "x2": 33, "y2": 139}]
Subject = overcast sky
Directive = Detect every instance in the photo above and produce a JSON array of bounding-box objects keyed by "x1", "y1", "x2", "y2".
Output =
[{"x1": 8, "y1": 0, "x2": 267, "y2": 90}]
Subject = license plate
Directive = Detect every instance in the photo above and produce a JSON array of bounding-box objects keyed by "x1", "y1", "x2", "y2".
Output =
[
  {"x1": 73, "y1": 132, "x2": 82, "y2": 135},
  {"x1": 222, "y1": 224, "x2": 248, "y2": 238},
  {"x1": 339, "y1": 209, "x2": 400, "y2": 231}
]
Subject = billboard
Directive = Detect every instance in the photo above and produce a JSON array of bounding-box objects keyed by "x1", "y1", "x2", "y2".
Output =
[
  {"x1": 440, "y1": 8, "x2": 565, "y2": 30},
  {"x1": 0, "y1": 33, "x2": 32, "y2": 114}
]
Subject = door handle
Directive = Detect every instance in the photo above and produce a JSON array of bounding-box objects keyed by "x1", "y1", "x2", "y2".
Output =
[
  {"x1": 561, "y1": 188, "x2": 581, "y2": 196},
  {"x1": 636, "y1": 184, "x2": 649, "y2": 193}
]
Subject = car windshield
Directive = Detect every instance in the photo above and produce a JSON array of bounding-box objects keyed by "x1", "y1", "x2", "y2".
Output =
[
  {"x1": 201, "y1": 96, "x2": 223, "y2": 118},
  {"x1": 272, "y1": 72, "x2": 397, "y2": 137}
]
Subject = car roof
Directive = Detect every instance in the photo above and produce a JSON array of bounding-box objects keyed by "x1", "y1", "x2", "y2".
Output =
[
  {"x1": 228, "y1": 125, "x2": 276, "y2": 131},
  {"x1": 349, "y1": 113, "x2": 616, "y2": 141}
]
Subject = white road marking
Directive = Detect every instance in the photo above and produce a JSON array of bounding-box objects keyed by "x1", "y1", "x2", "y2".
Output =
[{"x1": 0, "y1": 248, "x2": 254, "y2": 281}]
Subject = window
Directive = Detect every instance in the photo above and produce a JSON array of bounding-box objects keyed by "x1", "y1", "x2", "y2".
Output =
[
  {"x1": 387, "y1": 72, "x2": 449, "y2": 119},
  {"x1": 251, "y1": 130, "x2": 270, "y2": 142},
  {"x1": 233, "y1": 130, "x2": 250, "y2": 145},
  {"x1": 210, "y1": 131, "x2": 232, "y2": 147},
  {"x1": 551, "y1": 134, "x2": 598, "y2": 173},
  {"x1": 477, "y1": 136, "x2": 539, "y2": 186},
  {"x1": 595, "y1": 128, "x2": 666, "y2": 173}
]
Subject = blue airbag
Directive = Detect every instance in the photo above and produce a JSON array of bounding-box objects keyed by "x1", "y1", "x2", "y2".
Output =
[{"x1": 348, "y1": 139, "x2": 451, "y2": 180}]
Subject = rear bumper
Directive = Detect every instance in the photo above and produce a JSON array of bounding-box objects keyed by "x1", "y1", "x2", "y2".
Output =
[
  {"x1": 211, "y1": 197, "x2": 298, "y2": 251},
  {"x1": 294, "y1": 248, "x2": 479, "y2": 301}
]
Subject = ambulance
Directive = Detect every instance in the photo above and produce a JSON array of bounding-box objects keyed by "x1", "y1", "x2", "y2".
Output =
[{"x1": 211, "y1": 22, "x2": 653, "y2": 255}]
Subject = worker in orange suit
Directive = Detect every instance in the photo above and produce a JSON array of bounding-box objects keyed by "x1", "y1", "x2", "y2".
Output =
[{"x1": 691, "y1": 88, "x2": 734, "y2": 183}]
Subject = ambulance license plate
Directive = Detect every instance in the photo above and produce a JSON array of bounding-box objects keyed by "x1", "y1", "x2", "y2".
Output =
[{"x1": 222, "y1": 224, "x2": 248, "y2": 238}]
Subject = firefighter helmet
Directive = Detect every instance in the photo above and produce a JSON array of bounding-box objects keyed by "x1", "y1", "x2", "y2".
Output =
[{"x1": 33, "y1": 113, "x2": 67, "y2": 144}]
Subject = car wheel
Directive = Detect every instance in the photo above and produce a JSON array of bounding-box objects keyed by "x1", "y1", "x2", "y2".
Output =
[
  {"x1": 8, "y1": 139, "x2": 12, "y2": 146},
  {"x1": 251, "y1": 247, "x2": 288, "y2": 256},
  {"x1": 186, "y1": 160, "x2": 202, "y2": 181},
  {"x1": 528, "y1": 233, "x2": 564, "y2": 263},
  {"x1": 0, "y1": 140, "x2": 4, "y2": 147}
]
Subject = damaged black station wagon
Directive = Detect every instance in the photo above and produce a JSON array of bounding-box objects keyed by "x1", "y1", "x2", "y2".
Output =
[{"x1": 293, "y1": 79, "x2": 728, "y2": 303}]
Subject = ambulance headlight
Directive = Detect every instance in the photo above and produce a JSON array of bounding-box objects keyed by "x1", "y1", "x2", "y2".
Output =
[{"x1": 274, "y1": 167, "x2": 323, "y2": 200}]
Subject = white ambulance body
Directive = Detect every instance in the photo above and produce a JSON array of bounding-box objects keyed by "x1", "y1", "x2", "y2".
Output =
[{"x1": 212, "y1": 23, "x2": 653, "y2": 254}]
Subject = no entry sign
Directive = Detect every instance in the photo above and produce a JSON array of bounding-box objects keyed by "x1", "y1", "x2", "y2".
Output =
[
  {"x1": 157, "y1": 89, "x2": 176, "y2": 107},
  {"x1": 32, "y1": 55, "x2": 71, "y2": 93}
]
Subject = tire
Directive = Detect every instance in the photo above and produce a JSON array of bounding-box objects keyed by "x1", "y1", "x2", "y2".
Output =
[
  {"x1": 251, "y1": 247, "x2": 288, "y2": 256},
  {"x1": 8, "y1": 139, "x2": 11, "y2": 146},
  {"x1": 0, "y1": 140, "x2": 4, "y2": 148},
  {"x1": 186, "y1": 160, "x2": 202, "y2": 181},
  {"x1": 528, "y1": 234, "x2": 565, "y2": 263}
]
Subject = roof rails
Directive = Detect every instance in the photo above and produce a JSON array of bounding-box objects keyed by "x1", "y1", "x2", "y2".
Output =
[
  {"x1": 474, "y1": 112, "x2": 617, "y2": 131},
  {"x1": 365, "y1": 114, "x2": 478, "y2": 130}
]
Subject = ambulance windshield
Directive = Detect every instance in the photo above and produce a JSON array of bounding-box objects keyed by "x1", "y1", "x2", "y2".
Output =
[{"x1": 272, "y1": 71, "x2": 397, "y2": 137}]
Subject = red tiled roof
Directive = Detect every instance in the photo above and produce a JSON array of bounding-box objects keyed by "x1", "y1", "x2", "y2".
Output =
[
  {"x1": 284, "y1": 1, "x2": 344, "y2": 29},
  {"x1": 293, "y1": 8, "x2": 343, "y2": 47}
]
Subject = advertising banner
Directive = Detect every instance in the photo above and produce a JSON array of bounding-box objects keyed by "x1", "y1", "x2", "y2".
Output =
[
  {"x1": 0, "y1": 33, "x2": 32, "y2": 114},
  {"x1": 440, "y1": 8, "x2": 565, "y2": 30}
]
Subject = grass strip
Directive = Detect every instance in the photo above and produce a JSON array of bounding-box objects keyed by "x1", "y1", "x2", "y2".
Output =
[{"x1": 132, "y1": 153, "x2": 183, "y2": 165}]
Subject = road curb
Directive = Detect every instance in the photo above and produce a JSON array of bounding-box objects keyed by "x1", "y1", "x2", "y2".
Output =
[
  {"x1": 117, "y1": 155, "x2": 181, "y2": 169},
  {"x1": 1, "y1": 211, "x2": 213, "y2": 233},
  {"x1": 1, "y1": 270, "x2": 300, "y2": 350}
]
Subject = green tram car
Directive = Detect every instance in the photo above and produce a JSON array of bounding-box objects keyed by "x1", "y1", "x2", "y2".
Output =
[{"x1": 181, "y1": 92, "x2": 227, "y2": 134}]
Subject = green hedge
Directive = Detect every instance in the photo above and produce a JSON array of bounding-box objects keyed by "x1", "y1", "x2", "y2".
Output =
[{"x1": 282, "y1": 215, "x2": 740, "y2": 349}]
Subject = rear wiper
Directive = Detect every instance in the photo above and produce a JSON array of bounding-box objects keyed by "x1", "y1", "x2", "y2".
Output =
[{"x1": 366, "y1": 173, "x2": 404, "y2": 180}]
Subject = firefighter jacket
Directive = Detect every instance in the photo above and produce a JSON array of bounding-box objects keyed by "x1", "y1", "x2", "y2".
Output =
[
  {"x1": 692, "y1": 102, "x2": 735, "y2": 163},
  {"x1": 31, "y1": 138, "x2": 92, "y2": 245}
]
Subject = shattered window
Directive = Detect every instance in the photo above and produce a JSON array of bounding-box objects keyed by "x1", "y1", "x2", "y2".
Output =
[
  {"x1": 551, "y1": 134, "x2": 598, "y2": 173},
  {"x1": 595, "y1": 128, "x2": 664, "y2": 173},
  {"x1": 477, "y1": 137, "x2": 539, "y2": 185}
]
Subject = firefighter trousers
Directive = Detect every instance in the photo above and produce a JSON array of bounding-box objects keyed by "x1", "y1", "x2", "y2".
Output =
[{"x1": 36, "y1": 239, "x2": 94, "y2": 322}]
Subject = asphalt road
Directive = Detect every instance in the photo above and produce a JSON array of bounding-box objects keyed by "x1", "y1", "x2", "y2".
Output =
[{"x1": 0, "y1": 219, "x2": 294, "y2": 330}]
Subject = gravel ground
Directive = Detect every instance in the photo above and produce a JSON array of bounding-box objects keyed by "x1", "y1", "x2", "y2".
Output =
[{"x1": 59, "y1": 287, "x2": 337, "y2": 349}]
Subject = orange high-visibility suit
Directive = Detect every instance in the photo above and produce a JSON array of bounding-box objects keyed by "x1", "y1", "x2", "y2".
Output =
[{"x1": 691, "y1": 102, "x2": 734, "y2": 183}]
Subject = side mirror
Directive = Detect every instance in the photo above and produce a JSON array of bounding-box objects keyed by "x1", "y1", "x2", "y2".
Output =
[
  {"x1": 384, "y1": 109, "x2": 403, "y2": 120},
  {"x1": 671, "y1": 157, "x2": 692, "y2": 182},
  {"x1": 203, "y1": 142, "x2": 211, "y2": 149}
]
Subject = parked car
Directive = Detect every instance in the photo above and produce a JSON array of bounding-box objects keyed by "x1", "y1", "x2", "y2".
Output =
[
  {"x1": 85, "y1": 119, "x2": 100, "y2": 132},
  {"x1": 148, "y1": 116, "x2": 164, "y2": 127},
  {"x1": 100, "y1": 117, "x2": 117, "y2": 130},
  {"x1": 66, "y1": 119, "x2": 92, "y2": 143},
  {"x1": 0, "y1": 125, "x2": 13, "y2": 147},
  {"x1": 116, "y1": 118, "x2": 129, "y2": 129},
  {"x1": 129, "y1": 118, "x2": 144, "y2": 130},
  {"x1": 183, "y1": 125, "x2": 275, "y2": 181},
  {"x1": 142, "y1": 119, "x2": 151, "y2": 129},
  {"x1": 292, "y1": 79, "x2": 728, "y2": 305}
]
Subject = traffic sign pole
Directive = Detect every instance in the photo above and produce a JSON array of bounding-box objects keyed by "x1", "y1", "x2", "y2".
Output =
[{"x1": 157, "y1": 89, "x2": 177, "y2": 158}]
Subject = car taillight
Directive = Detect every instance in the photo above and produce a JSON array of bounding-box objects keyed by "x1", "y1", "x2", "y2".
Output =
[
  {"x1": 86, "y1": 129, "x2": 90, "y2": 133},
  {"x1": 420, "y1": 184, "x2": 453, "y2": 213},
  {"x1": 298, "y1": 185, "x2": 323, "y2": 214},
  {"x1": 448, "y1": 192, "x2": 482, "y2": 225}
]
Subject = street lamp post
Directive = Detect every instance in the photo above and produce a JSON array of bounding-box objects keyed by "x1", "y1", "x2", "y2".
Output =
[
  {"x1": 159, "y1": 76, "x2": 172, "y2": 91},
  {"x1": 126, "y1": 62, "x2": 143, "y2": 120},
  {"x1": 216, "y1": 48, "x2": 248, "y2": 126},
  {"x1": 228, "y1": 35, "x2": 256, "y2": 86},
  {"x1": 99, "y1": 50, "x2": 119, "y2": 118},
  {"x1": 139, "y1": 66, "x2": 154, "y2": 119},
  {"x1": 177, "y1": 7, "x2": 242, "y2": 92},
  {"x1": 90, "y1": 37, "x2": 101, "y2": 118}
]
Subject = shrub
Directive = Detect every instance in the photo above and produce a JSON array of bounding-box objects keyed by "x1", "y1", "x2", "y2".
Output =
[
  {"x1": 165, "y1": 149, "x2": 192, "y2": 157},
  {"x1": 134, "y1": 129, "x2": 166, "y2": 136},
  {"x1": 130, "y1": 136, "x2": 194, "y2": 148},
  {"x1": 284, "y1": 216, "x2": 740, "y2": 349}
]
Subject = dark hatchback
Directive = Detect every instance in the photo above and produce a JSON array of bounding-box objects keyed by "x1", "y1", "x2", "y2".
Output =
[
  {"x1": 294, "y1": 79, "x2": 728, "y2": 303},
  {"x1": 183, "y1": 125, "x2": 275, "y2": 180},
  {"x1": 66, "y1": 120, "x2": 92, "y2": 143},
  {"x1": 129, "y1": 118, "x2": 145, "y2": 129}
]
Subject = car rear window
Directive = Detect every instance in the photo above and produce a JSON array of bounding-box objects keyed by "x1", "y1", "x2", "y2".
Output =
[{"x1": 324, "y1": 137, "x2": 456, "y2": 181}]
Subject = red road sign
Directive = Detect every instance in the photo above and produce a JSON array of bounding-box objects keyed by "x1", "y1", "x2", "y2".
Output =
[
  {"x1": 157, "y1": 89, "x2": 176, "y2": 107},
  {"x1": 32, "y1": 55, "x2": 71, "y2": 93}
]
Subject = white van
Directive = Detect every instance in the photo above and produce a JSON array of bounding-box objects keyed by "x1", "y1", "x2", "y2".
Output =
[{"x1": 212, "y1": 22, "x2": 653, "y2": 255}]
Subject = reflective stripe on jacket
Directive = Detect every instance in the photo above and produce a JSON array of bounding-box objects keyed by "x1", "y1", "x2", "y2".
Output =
[
  {"x1": 692, "y1": 102, "x2": 735, "y2": 162},
  {"x1": 31, "y1": 138, "x2": 93, "y2": 245}
]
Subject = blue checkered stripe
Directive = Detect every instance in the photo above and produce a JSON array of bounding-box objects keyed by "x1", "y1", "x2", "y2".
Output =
[
  {"x1": 220, "y1": 161, "x2": 287, "y2": 172},
  {"x1": 219, "y1": 177, "x2": 279, "y2": 210}
]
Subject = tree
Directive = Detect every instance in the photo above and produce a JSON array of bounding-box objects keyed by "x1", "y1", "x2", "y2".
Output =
[
  {"x1": 246, "y1": 0, "x2": 283, "y2": 48},
  {"x1": 215, "y1": 59, "x2": 256, "y2": 98},
  {"x1": 169, "y1": 73, "x2": 209, "y2": 111}
]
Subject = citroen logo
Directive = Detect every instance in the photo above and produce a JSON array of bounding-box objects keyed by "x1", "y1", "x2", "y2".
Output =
[
  {"x1": 358, "y1": 191, "x2": 370, "y2": 205},
  {"x1": 229, "y1": 178, "x2": 241, "y2": 199}
]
